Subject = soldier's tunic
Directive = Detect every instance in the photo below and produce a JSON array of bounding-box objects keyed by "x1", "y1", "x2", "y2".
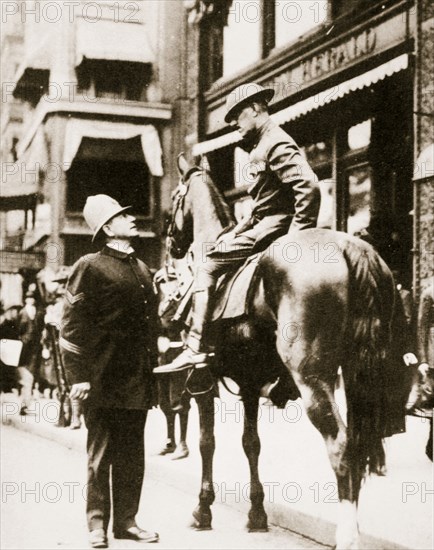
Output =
[
  {"x1": 196, "y1": 118, "x2": 320, "y2": 289},
  {"x1": 60, "y1": 245, "x2": 158, "y2": 533}
]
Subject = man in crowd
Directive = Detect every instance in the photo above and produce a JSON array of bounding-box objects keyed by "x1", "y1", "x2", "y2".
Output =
[
  {"x1": 18, "y1": 289, "x2": 44, "y2": 415},
  {"x1": 0, "y1": 304, "x2": 22, "y2": 393},
  {"x1": 60, "y1": 195, "x2": 159, "y2": 548},
  {"x1": 417, "y1": 277, "x2": 434, "y2": 461},
  {"x1": 156, "y1": 82, "x2": 320, "y2": 374}
]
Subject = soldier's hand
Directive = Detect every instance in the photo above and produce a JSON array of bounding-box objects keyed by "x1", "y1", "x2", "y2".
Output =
[{"x1": 69, "y1": 382, "x2": 91, "y2": 400}]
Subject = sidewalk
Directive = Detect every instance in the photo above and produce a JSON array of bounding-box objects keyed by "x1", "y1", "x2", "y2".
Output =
[{"x1": 1, "y1": 388, "x2": 432, "y2": 550}]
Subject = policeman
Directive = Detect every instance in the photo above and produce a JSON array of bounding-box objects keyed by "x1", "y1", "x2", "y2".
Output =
[
  {"x1": 60, "y1": 195, "x2": 159, "y2": 548},
  {"x1": 156, "y1": 82, "x2": 320, "y2": 374}
]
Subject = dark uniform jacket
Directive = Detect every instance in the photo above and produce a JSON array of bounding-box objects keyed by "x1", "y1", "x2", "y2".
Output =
[
  {"x1": 60, "y1": 246, "x2": 158, "y2": 410},
  {"x1": 237, "y1": 118, "x2": 320, "y2": 250}
]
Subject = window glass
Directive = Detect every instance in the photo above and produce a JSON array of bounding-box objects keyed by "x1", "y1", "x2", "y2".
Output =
[
  {"x1": 302, "y1": 139, "x2": 332, "y2": 168},
  {"x1": 347, "y1": 119, "x2": 371, "y2": 150},
  {"x1": 347, "y1": 164, "x2": 371, "y2": 235},
  {"x1": 333, "y1": 0, "x2": 373, "y2": 19},
  {"x1": 317, "y1": 179, "x2": 335, "y2": 229},
  {"x1": 275, "y1": 0, "x2": 327, "y2": 48},
  {"x1": 223, "y1": 0, "x2": 261, "y2": 77}
]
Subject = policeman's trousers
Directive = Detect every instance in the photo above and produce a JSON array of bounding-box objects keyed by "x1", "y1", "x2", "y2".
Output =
[{"x1": 84, "y1": 407, "x2": 147, "y2": 533}]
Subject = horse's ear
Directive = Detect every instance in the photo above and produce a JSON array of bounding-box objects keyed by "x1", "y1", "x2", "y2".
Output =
[{"x1": 177, "y1": 152, "x2": 190, "y2": 177}]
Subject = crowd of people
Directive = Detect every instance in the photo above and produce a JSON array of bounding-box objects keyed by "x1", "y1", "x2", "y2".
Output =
[{"x1": 0, "y1": 270, "x2": 82, "y2": 428}]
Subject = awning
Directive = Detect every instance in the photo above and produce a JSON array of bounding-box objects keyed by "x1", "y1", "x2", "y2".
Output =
[
  {"x1": 0, "y1": 128, "x2": 47, "y2": 211},
  {"x1": 63, "y1": 119, "x2": 164, "y2": 176},
  {"x1": 0, "y1": 180, "x2": 39, "y2": 211},
  {"x1": 13, "y1": 29, "x2": 51, "y2": 94},
  {"x1": 76, "y1": 18, "x2": 155, "y2": 66},
  {"x1": 193, "y1": 53, "x2": 409, "y2": 156}
]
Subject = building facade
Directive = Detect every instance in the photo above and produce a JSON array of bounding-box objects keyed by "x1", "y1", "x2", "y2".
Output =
[
  {"x1": 1, "y1": 0, "x2": 432, "y2": 310},
  {"x1": 179, "y1": 0, "x2": 433, "y2": 299},
  {"x1": 0, "y1": 0, "x2": 187, "y2": 306}
]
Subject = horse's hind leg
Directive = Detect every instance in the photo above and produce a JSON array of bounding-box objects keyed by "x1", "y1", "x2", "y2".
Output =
[
  {"x1": 191, "y1": 390, "x2": 215, "y2": 530},
  {"x1": 278, "y1": 340, "x2": 360, "y2": 549},
  {"x1": 301, "y1": 372, "x2": 359, "y2": 549},
  {"x1": 242, "y1": 395, "x2": 268, "y2": 532}
]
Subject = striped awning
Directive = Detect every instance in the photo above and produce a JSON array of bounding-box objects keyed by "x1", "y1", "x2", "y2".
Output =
[
  {"x1": 193, "y1": 53, "x2": 409, "y2": 157},
  {"x1": 76, "y1": 18, "x2": 155, "y2": 66}
]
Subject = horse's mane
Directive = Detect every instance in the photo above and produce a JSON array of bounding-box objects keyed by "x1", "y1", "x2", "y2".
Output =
[{"x1": 191, "y1": 168, "x2": 235, "y2": 228}]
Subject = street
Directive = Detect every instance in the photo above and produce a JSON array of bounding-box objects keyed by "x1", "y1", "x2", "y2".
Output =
[{"x1": 0, "y1": 425, "x2": 327, "y2": 550}]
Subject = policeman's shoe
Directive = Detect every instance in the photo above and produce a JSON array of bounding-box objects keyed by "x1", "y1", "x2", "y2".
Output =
[
  {"x1": 153, "y1": 348, "x2": 209, "y2": 374},
  {"x1": 89, "y1": 529, "x2": 108, "y2": 548},
  {"x1": 114, "y1": 526, "x2": 159, "y2": 543}
]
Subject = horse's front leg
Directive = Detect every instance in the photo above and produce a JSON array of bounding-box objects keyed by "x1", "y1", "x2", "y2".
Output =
[
  {"x1": 242, "y1": 395, "x2": 268, "y2": 532},
  {"x1": 191, "y1": 390, "x2": 215, "y2": 530}
]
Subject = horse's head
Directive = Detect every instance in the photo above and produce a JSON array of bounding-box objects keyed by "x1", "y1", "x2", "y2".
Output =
[
  {"x1": 166, "y1": 153, "x2": 196, "y2": 259},
  {"x1": 167, "y1": 153, "x2": 235, "y2": 260}
]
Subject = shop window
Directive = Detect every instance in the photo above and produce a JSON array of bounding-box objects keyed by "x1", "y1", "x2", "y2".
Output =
[
  {"x1": 348, "y1": 119, "x2": 371, "y2": 150},
  {"x1": 223, "y1": 1, "x2": 262, "y2": 77},
  {"x1": 302, "y1": 139, "x2": 333, "y2": 171},
  {"x1": 317, "y1": 178, "x2": 335, "y2": 229},
  {"x1": 346, "y1": 164, "x2": 371, "y2": 235},
  {"x1": 275, "y1": 0, "x2": 327, "y2": 49},
  {"x1": 332, "y1": 0, "x2": 374, "y2": 19}
]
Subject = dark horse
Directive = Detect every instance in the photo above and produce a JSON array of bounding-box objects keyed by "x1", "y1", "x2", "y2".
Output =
[{"x1": 164, "y1": 155, "x2": 409, "y2": 549}]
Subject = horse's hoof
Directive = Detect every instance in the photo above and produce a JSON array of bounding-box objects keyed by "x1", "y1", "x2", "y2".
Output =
[
  {"x1": 191, "y1": 522, "x2": 212, "y2": 531},
  {"x1": 191, "y1": 510, "x2": 212, "y2": 531},
  {"x1": 171, "y1": 442, "x2": 189, "y2": 460},
  {"x1": 157, "y1": 440, "x2": 176, "y2": 455},
  {"x1": 247, "y1": 526, "x2": 268, "y2": 533},
  {"x1": 247, "y1": 511, "x2": 268, "y2": 533}
]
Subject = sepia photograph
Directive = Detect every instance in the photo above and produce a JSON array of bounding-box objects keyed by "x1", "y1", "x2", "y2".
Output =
[{"x1": 0, "y1": 1, "x2": 433, "y2": 549}]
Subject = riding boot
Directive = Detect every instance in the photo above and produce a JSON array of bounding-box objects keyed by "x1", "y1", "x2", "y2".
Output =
[{"x1": 154, "y1": 289, "x2": 213, "y2": 373}]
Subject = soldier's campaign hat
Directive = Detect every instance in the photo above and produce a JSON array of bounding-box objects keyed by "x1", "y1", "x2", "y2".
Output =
[
  {"x1": 224, "y1": 83, "x2": 275, "y2": 123},
  {"x1": 83, "y1": 194, "x2": 132, "y2": 241}
]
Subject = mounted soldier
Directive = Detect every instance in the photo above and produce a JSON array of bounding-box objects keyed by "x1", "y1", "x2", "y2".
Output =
[{"x1": 155, "y1": 82, "x2": 320, "y2": 375}]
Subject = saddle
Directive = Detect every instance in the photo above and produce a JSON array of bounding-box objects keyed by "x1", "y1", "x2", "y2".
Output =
[
  {"x1": 211, "y1": 254, "x2": 262, "y2": 322},
  {"x1": 169, "y1": 255, "x2": 262, "y2": 326}
]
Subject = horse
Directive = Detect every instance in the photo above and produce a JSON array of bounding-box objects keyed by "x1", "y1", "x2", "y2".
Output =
[
  {"x1": 162, "y1": 153, "x2": 411, "y2": 550},
  {"x1": 155, "y1": 266, "x2": 193, "y2": 459}
]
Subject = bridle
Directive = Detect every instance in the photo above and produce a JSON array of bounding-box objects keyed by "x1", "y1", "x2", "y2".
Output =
[{"x1": 164, "y1": 177, "x2": 190, "y2": 275}]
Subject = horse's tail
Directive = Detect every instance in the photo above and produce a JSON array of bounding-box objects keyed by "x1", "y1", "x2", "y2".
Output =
[{"x1": 340, "y1": 237, "x2": 401, "y2": 479}]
